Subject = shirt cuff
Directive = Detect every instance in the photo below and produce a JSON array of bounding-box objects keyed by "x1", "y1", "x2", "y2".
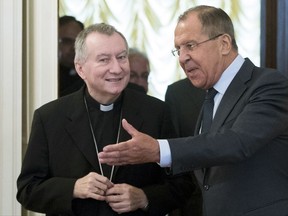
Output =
[{"x1": 158, "y1": 139, "x2": 172, "y2": 167}]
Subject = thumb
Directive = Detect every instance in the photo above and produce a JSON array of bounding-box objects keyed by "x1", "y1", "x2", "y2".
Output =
[{"x1": 122, "y1": 119, "x2": 138, "y2": 137}]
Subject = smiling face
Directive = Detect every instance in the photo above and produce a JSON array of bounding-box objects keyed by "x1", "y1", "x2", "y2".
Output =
[
  {"x1": 174, "y1": 12, "x2": 228, "y2": 90},
  {"x1": 75, "y1": 32, "x2": 130, "y2": 104}
]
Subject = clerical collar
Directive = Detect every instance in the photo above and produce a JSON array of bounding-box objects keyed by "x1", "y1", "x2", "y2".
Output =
[
  {"x1": 84, "y1": 88, "x2": 122, "y2": 112},
  {"x1": 100, "y1": 103, "x2": 113, "y2": 112}
]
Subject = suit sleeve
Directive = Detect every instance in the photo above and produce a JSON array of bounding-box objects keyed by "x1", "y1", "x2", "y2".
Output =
[
  {"x1": 169, "y1": 69, "x2": 288, "y2": 175},
  {"x1": 16, "y1": 110, "x2": 76, "y2": 214}
]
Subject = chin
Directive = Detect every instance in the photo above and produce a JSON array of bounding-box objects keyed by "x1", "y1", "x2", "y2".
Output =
[
  {"x1": 189, "y1": 80, "x2": 203, "y2": 89},
  {"x1": 109, "y1": 86, "x2": 125, "y2": 95}
]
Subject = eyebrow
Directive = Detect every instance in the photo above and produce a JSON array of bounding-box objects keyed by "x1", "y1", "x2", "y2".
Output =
[
  {"x1": 95, "y1": 53, "x2": 111, "y2": 60},
  {"x1": 96, "y1": 50, "x2": 127, "y2": 57},
  {"x1": 175, "y1": 40, "x2": 197, "y2": 48}
]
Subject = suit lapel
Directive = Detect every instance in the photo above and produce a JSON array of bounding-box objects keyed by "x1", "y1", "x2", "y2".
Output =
[
  {"x1": 64, "y1": 88, "x2": 100, "y2": 171},
  {"x1": 63, "y1": 88, "x2": 146, "y2": 181},
  {"x1": 119, "y1": 89, "x2": 144, "y2": 140},
  {"x1": 211, "y1": 58, "x2": 254, "y2": 131},
  {"x1": 112, "y1": 90, "x2": 144, "y2": 179},
  {"x1": 202, "y1": 59, "x2": 254, "y2": 183}
]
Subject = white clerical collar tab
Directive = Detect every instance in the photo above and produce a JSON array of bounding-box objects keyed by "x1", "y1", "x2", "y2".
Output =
[{"x1": 100, "y1": 103, "x2": 114, "y2": 112}]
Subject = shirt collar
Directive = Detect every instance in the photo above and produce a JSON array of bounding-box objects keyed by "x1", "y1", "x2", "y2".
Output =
[
  {"x1": 214, "y1": 54, "x2": 245, "y2": 95},
  {"x1": 85, "y1": 88, "x2": 123, "y2": 112}
]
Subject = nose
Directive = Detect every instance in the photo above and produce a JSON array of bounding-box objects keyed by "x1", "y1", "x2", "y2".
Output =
[
  {"x1": 109, "y1": 57, "x2": 122, "y2": 74},
  {"x1": 178, "y1": 49, "x2": 191, "y2": 65}
]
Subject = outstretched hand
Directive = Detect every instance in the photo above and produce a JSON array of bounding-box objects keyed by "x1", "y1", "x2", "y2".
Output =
[{"x1": 98, "y1": 119, "x2": 160, "y2": 165}]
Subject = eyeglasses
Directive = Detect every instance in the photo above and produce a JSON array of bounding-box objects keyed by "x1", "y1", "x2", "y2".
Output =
[{"x1": 171, "y1": 34, "x2": 223, "y2": 57}]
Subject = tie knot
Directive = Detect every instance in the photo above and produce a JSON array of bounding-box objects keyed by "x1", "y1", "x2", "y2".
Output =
[{"x1": 206, "y1": 88, "x2": 217, "y2": 100}]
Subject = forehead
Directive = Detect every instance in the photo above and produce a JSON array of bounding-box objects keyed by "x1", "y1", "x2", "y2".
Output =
[
  {"x1": 174, "y1": 13, "x2": 204, "y2": 44},
  {"x1": 85, "y1": 32, "x2": 127, "y2": 53},
  {"x1": 129, "y1": 55, "x2": 148, "y2": 64},
  {"x1": 129, "y1": 57, "x2": 149, "y2": 71}
]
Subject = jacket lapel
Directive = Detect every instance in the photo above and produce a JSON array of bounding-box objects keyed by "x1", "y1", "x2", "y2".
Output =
[
  {"x1": 211, "y1": 58, "x2": 254, "y2": 131},
  {"x1": 202, "y1": 58, "x2": 255, "y2": 183},
  {"x1": 112, "y1": 90, "x2": 144, "y2": 179},
  {"x1": 64, "y1": 88, "x2": 100, "y2": 171}
]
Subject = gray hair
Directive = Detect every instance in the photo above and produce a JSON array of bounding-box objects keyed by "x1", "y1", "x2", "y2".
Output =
[
  {"x1": 74, "y1": 23, "x2": 129, "y2": 63},
  {"x1": 178, "y1": 5, "x2": 238, "y2": 51}
]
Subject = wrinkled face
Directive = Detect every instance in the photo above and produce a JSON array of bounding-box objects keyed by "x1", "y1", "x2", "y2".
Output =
[
  {"x1": 75, "y1": 32, "x2": 130, "y2": 104},
  {"x1": 58, "y1": 21, "x2": 82, "y2": 68},
  {"x1": 174, "y1": 13, "x2": 225, "y2": 90},
  {"x1": 129, "y1": 56, "x2": 150, "y2": 92}
]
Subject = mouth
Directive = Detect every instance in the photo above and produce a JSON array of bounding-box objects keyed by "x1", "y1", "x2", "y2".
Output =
[
  {"x1": 185, "y1": 67, "x2": 198, "y2": 74},
  {"x1": 106, "y1": 77, "x2": 123, "y2": 82}
]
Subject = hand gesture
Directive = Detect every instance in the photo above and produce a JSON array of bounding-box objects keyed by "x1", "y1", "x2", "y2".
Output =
[{"x1": 98, "y1": 119, "x2": 160, "y2": 165}]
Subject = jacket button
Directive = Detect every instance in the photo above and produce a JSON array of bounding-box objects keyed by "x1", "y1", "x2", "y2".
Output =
[{"x1": 203, "y1": 184, "x2": 210, "y2": 191}]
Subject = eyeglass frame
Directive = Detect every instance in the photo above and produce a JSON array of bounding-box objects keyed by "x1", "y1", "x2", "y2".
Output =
[{"x1": 171, "y1": 33, "x2": 224, "y2": 57}]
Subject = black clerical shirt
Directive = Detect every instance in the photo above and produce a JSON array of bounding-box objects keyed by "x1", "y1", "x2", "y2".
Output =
[{"x1": 85, "y1": 90, "x2": 123, "y2": 178}]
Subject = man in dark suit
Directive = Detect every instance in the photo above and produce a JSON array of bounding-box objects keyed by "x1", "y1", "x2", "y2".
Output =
[
  {"x1": 17, "y1": 23, "x2": 193, "y2": 215},
  {"x1": 165, "y1": 79, "x2": 205, "y2": 216},
  {"x1": 165, "y1": 78, "x2": 205, "y2": 137},
  {"x1": 58, "y1": 16, "x2": 85, "y2": 97},
  {"x1": 99, "y1": 5, "x2": 288, "y2": 216}
]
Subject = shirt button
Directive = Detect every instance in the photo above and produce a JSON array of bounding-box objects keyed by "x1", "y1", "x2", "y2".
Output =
[{"x1": 203, "y1": 184, "x2": 210, "y2": 191}]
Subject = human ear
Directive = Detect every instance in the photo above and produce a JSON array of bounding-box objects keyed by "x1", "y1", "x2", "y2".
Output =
[
  {"x1": 220, "y1": 34, "x2": 232, "y2": 55},
  {"x1": 75, "y1": 62, "x2": 86, "y2": 80}
]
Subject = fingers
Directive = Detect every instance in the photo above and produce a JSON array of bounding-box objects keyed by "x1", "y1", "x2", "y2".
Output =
[
  {"x1": 98, "y1": 119, "x2": 137, "y2": 165},
  {"x1": 105, "y1": 184, "x2": 148, "y2": 213},
  {"x1": 99, "y1": 119, "x2": 159, "y2": 165},
  {"x1": 99, "y1": 151, "x2": 130, "y2": 166},
  {"x1": 96, "y1": 173, "x2": 114, "y2": 189},
  {"x1": 101, "y1": 119, "x2": 137, "y2": 153},
  {"x1": 98, "y1": 146, "x2": 121, "y2": 165},
  {"x1": 99, "y1": 141, "x2": 131, "y2": 165},
  {"x1": 105, "y1": 183, "x2": 123, "y2": 196},
  {"x1": 73, "y1": 172, "x2": 113, "y2": 200},
  {"x1": 121, "y1": 119, "x2": 138, "y2": 137},
  {"x1": 105, "y1": 184, "x2": 131, "y2": 213}
]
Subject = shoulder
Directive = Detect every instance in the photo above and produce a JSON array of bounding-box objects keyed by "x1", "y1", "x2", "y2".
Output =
[
  {"x1": 35, "y1": 88, "x2": 83, "y2": 117},
  {"x1": 240, "y1": 58, "x2": 287, "y2": 82},
  {"x1": 124, "y1": 88, "x2": 165, "y2": 105},
  {"x1": 167, "y1": 78, "x2": 191, "y2": 90},
  {"x1": 167, "y1": 78, "x2": 204, "y2": 93},
  {"x1": 242, "y1": 58, "x2": 288, "y2": 86}
]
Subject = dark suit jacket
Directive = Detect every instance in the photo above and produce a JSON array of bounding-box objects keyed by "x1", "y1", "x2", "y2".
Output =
[
  {"x1": 17, "y1": 87, "x2": 193, "y2": 216},
  {"x1": 58, "y1": 66, "x2": 84, "y2": 97},
  {"x1": 168, "y1": 59, "x2": 288, "y2": 216},
  {"x1": 165, "y1": 78, "x2": 205, "y2": 216},
  {"x1": 165, "y1": 78, "x2": 205, "y2": 137}
]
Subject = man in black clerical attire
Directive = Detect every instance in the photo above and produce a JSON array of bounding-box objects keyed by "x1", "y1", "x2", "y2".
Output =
[{"x1": 17, "y1": 23, "x2": 194, "y2": 215}]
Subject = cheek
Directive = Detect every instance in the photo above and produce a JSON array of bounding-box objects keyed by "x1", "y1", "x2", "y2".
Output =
[
  {"x1": 180, "y1": 62, "x2": 185, "y2": 70},
  {"x1": 123, "y1": 65, "x2": 131, "y2": 77}
]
